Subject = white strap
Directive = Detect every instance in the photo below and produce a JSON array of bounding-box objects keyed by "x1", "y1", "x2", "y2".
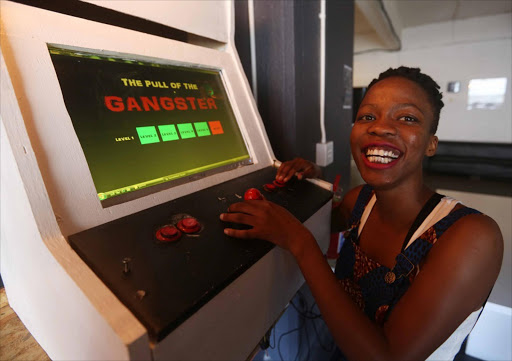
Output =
[
  {"x1": 358, "y1": 194, "x2": 376, "y2": 237},
  {"x1": 404, "y1": 197, "x2": 459, "y2": 249},
  {"x1": 357, "y1": 195, "x2": 460, "y2": 250}
]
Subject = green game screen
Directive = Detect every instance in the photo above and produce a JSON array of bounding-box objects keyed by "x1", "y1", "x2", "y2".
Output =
[{"x1": 49, "y1": 46, "x2": 251, "y2": 202}]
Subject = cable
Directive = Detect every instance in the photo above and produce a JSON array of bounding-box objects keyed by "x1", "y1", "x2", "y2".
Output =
[
  {"x1": 248, "y1": 0, "x2": 258, "y2": 102},
  {"x1": 278, "y1": 324, "x2": 303, "y2": 361},
  {"x1": 303, "y1": 315, "x2": 311, "y2": 361},
  {"x1": 270, "y1": 325, "x2": 276, "y2": 349},
  {"x1": 319, "y1": 0, "x2": 326, "y2": 144},
  {"x1": 277, "y1": 290, "x2": 337, "y2": 360},
  {"x1": 294, "y1": 315, "x2": 303, "y2": 361},
  {"x1": 311, "y1": 314, "x2": 335, "y2": 352},
  {"x1": 309, "y1": 300, "x2": 335, "y2": 353},
  {"x1": 290, "y1": 300, "x2": 322, "y2": 319}
]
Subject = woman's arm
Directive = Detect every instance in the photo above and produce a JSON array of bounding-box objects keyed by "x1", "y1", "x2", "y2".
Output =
[{"x1": 221, "y1": 200, "x2": 503, "y2": 360}]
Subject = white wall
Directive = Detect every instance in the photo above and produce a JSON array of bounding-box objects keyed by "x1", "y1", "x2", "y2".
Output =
[
  {"x1": 354, "y1": 13, "x2": 512, "y2": 144},
  {"x1": 441, "y1": 190, "x2": 512, "y2": 361},
  {"x1": 437, "y1": 189, "x2": 512, "y2": 308}
]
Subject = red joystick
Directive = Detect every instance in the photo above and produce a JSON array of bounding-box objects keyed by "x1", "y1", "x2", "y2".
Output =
[
  {"x1": 244, "y1": 188, "x2": 264, "y2": 200},
  {"x1": 156, "y1": 225, "x2": 182, "y2": 242},
  {"x1": 177, "y1": 217, "x2": 201, "y2": 234},
  {"x1": 273, "y1": 179, "x2": 286, "y2": 188}
]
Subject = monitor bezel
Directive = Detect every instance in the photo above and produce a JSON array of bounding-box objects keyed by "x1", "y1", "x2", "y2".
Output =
[{"x1": 48, "y1": 44, "x2": 254, "y2": 208}]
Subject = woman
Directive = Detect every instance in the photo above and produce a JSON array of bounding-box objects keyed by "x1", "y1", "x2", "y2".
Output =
[{"x1": 220, "y1": 67, "x2": 503, "y2": 360}]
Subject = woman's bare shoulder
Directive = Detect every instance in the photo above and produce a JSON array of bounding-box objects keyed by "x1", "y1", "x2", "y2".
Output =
[
  {"x1": 442, "y1": 211, "x2": 503, "y2": 259},
  {"x1": 428, "y1": 210, "x2": 503, "y2": 305}
]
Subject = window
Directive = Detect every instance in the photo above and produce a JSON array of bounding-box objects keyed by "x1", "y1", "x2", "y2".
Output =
[{"x1": 467, "y1": 77, "x2": 507, "y2": 110}]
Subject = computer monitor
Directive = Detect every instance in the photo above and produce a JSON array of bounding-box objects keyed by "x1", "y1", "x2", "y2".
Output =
[{"x1": 49, "y1": 46, "x2": 251, "y2": 206}]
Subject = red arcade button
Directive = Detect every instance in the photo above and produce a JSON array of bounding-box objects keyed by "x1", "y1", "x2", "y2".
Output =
[
  {"x1": 263, "y1": 183, "x2": 276, "y2": 192},
  {"x1": 273, "y1": 179, "x2": 286, "y2": 188},
  {"x1": 244, "y1": 188, "x2": 263, "y2": 200},
  {"x1": 156, "y1": 225, "x2": 182, "y2": 242},
  {"x1": 177, "y1": 217, "x2": 201, "y2": 233}
]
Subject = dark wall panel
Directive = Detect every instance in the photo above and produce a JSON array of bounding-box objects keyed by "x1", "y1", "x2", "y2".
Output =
[
  {"x1": 234, "y1": 0, "x2": 253, "y2": 91},
  {"x1": 294, "y1": 1, "x2": 322, "y2": 164},
  {"x1": 324, "y1": 0, "x2": 354, "y2": 192},
  {"x1": 253, "y1": 1, "x2": 298, "y2": 162}
]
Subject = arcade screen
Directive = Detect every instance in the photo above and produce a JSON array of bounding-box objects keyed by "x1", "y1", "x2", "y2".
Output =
[{"x1": 48, "y1": 45, "x2": 251, "y2": 204}]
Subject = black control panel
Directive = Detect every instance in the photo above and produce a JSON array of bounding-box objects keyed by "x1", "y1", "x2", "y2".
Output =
[{"x1": 68, "y1": 166, "x2": 332, "y2": 341}]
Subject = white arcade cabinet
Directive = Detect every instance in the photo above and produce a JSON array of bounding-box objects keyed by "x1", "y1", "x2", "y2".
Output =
[{"x1": 0, "y1": 2, "x2": 333, "y2": 360}]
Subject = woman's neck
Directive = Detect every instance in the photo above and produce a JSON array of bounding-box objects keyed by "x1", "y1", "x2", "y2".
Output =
[{"x1": 372, "y1": 181, "x2": 435, "y2": 228}]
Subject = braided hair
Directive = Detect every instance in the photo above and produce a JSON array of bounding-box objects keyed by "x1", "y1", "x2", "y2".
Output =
[{"x1": 367, "y1": 67, "x2": 444, "y2": 134}]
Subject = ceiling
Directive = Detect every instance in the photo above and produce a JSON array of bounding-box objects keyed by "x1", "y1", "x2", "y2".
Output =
[{"x1": 355, "y1": 0, "x2": 512, "y2": 52}]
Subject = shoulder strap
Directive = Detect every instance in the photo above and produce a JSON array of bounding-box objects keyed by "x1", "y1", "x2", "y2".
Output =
[
  {"x1": 434, "y1": 207, "x2": 481, "y2": 238},
  {"x1": 400, "y1": 193, "x2": 444, "y2": 252},
  {"x1": 401, "y1": 206, "x2": 482, "y2": 266},
  {"x1": 348, "y1": 184, "x2": 374, "y2": 225}
]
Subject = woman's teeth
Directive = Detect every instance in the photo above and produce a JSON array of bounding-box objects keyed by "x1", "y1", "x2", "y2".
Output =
[
  {"x1": 366, "y1": 156, "x2": 394, "y2": 164},
  {"x1": 365, "y1": 148, "x2": 400, "y2": 164}
]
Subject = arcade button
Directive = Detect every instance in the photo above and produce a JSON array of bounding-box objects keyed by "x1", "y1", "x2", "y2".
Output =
[
  {"x1": 156, "y1": 225, "x2": 182, "y2": 242},
  {"x1": 177, "y1": 217, "x2": 201, "y2": 234},
  {"x1": 273, "y1": 179, "x2": 286, "y2": 188},
  {"x1": 244, "y1": 188, "x2": 263, "y2": 200},
  {"x1": 263, "y1": 183, "x2": 276, "y2": 192}
]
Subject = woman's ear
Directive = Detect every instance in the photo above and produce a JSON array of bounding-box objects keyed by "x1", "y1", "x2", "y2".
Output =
[{"x1": 426, "y1": 135, "x2": 438, "y2": 157}]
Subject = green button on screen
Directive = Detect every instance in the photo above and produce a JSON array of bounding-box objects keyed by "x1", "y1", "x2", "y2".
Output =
[
  {"x1": 177, "y1": 123, "x2": 196, "y2": 139},
  {"x1": 136, "y1": 126, "x2": 160, "y2": 144},
  {"x1": 158, "y1": 124, "x2": 179, "y2": 141},
  {"x1": 194, "y1": 122, "x2": 211, "y2": 137}
]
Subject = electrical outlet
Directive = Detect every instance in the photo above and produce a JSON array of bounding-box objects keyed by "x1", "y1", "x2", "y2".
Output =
[{"x1": 316, "y1": 141, "x2": 333, "y2": 166}]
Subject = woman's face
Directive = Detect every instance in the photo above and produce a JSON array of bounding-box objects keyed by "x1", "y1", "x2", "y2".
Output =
[{"x1": 350, "y1": 76, "x2": 438, "y2": 190}]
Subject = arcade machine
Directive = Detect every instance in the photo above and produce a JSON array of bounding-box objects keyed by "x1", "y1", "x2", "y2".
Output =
[{"x1": 0, "y1": 2, "x2": 333, "y2": 360}]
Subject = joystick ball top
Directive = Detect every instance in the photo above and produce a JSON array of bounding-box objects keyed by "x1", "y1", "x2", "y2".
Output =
[{"x1": 244, "y1": 188, "x2": 263, "y2": 200}]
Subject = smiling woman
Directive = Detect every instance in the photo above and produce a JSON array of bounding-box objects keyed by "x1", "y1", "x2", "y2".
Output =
[{"x1": 221, "y1": 67, "x2": 504, "y2": 361}]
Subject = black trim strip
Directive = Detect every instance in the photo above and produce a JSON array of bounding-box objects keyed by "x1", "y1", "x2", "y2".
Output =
[{"x1": 11, "y1": 0, "x2": 190, "y2": 43}]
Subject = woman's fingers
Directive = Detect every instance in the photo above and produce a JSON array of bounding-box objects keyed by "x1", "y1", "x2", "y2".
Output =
[
  {"x1": 276, "y1": 161, "x2": 295, "y2": 182},
  {"x1": 223, "y1": 227, "x2": 257, "y2": 239},
  {"x1": 277, "y1": 158, "x2": 302, "y2": 182},
  {"x1": 221, "y1": 203, "x2": 264, "y2": 239},
  {"x1": 276, "y1": 158, "x2": 318, "y2": 182},
  {"x1": 220, "y1": 210, "x2": 253, "y2": 225},
  {"x1": 225, "y1": 200, "x2": 263, "y2": 215}
]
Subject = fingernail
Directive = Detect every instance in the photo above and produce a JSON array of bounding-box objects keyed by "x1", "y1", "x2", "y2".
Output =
[{"x1": 224, "y1": 229, "x2": 230, "y2": 235}]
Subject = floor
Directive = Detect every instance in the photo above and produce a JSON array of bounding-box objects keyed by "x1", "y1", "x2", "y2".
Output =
[{"x1": 0, "y1": 288, "x2": 50, "y2": 361}]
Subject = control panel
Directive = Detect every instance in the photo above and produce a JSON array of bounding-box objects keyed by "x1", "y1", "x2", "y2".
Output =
[{"x1": 69, "y1": 166, "x2": 332, "y2": 341}]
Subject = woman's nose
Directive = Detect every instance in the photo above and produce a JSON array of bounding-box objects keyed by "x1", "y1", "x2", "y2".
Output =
[{"x1": 367, "y1": 118, "x2": 397, "y2": 137}]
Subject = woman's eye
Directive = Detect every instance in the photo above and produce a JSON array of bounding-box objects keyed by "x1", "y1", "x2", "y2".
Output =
[
  {"x1": 357, "y1": 114, "x2": 375, "y2": 121},
  {"x1": 399, "y1": 115, "x2": 418, "y2": 123}
]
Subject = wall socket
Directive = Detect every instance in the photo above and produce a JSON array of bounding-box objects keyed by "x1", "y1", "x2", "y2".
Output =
[{"x1": 316, "y1": 141, "x2": 333, "y2": 166}]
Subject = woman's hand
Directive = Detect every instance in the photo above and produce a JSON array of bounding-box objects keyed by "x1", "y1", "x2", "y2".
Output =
[
  {"x1": 276, "y1": 158, "x2": 321, "y2": 183},
  {"x1": 220, "y1": 200, "x2": 314, "y2": 258}
]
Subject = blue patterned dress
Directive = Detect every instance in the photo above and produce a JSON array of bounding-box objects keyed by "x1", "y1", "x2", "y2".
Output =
[{"x1": 334, "y1": 185, "x2": 481, "y2": 325}]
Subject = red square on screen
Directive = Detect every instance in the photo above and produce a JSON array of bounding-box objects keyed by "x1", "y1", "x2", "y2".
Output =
[{"x1": 209, "y1": 121, "x2": 224, "y2": 135}]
